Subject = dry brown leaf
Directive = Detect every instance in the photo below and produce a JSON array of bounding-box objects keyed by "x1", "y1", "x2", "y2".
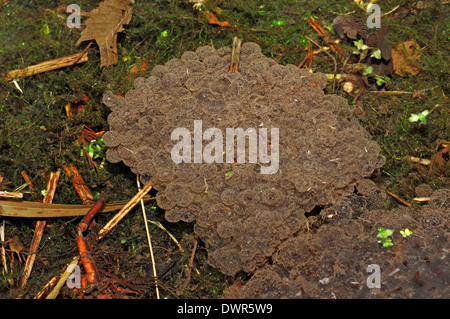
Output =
[
  {"x1": 126, "y1": 59, "x2": 148, "y2": 81},
  {"x1": 205, "y1": 12, "x2": 230, "y2": 27},
  {"x1": 392, "y1": 39, "x2": 422, "y2": 77},
  {"x1": 76, "y1": 0, "x2": 134, "y2": 67}
]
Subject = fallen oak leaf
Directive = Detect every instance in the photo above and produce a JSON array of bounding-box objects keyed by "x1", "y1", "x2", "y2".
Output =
[
  {"x1": 392, "y1": 39, "x2": 422, "y2": 77},
  {"x1": 76, "y1": 0, "x2": 134, "y2": 67}
]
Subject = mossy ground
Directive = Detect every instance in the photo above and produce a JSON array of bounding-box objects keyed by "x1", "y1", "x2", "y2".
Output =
[{"x1": 0, "y1": 0, "x2": 448, "y2": 298}]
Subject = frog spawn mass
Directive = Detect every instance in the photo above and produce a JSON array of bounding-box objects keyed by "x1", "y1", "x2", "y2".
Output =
[{"x1": 102, "y1": 42, "x2": 386, "y2": 275}]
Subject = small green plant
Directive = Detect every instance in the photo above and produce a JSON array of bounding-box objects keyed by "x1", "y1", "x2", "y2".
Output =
[
  {"x1": 225, "y1": 171, "x2": 234, "y2": 180},
  {"x1": 353, "y1": 39, "x2": 370, "y2": 53},
  {"x1": 363, "y1": 66, "x2": 390, "y2": 86},
  {"x1": 362, "y1": 65, "x2": 374, "y2": 76},
  {"x1": 257, "y1": 6, "x2": 267, "y2": 16},
  {"x1": 377, "y1": 227, "x2": 413, "y2": 247},
  {"x1": 370, "y1": 49, "x2": 381, "y2": 59},
  {"x1": 272, "y1": 19, "x2": 286, "y2": 26},
  {"x1": 400, "y1": 228, "x2": 413, "y2": 237},
  {"x1": 80, "y1": 138, "x2": 105, "y2": 160},
  {"x1": 353, "y1": 40, "x2": 382, "y2": 59},
  {"x1": 374, "y1": 75, "x2": 389, "y2": 86},
  {"x1": 160, "y1": 29, "x2": 169, "y2": 38},
  {"x1": 408, "y1": 110, "x2": 429, "y2": 124},
  {"x1": 377, "y1": 227, "x2": 395, "y2": 248}
]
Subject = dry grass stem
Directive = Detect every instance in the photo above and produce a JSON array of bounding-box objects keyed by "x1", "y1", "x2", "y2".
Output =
[{"x1": 136, "y1": 175, "x2": 160, "y2": 299}]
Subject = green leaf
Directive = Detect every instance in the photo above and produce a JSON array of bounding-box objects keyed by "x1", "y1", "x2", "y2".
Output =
[
  {"x1": 400, "y1": 228, "x2": 413, "y2": 237},
  {"x1": 354, "y1": 39, "x2": 369, "y2": 51},
  {"x1": 225, "y1": 171, "x2": 234, "y2": 180},
  {"x1": 418, "y1": 113, "x2": 427, "y2": 124},
  {"x1": 377, "y1": 227, "x2": 394, "y2": 238},
  {"x1": 370, "y1": 49, "x2": 381, "y2": 59},
  {"x1": 409, "y1": 110, "x2": 429, "y2": 124},
  {"x1": 381, "y1": 238, "x2": 393, "y2": 248},
  {"x1": 160, "y1": 29, "x2": 169, "y2": 38},
  {"x1": 363, "y1": 66, "x2": 374, "y2": 75},
  {"x1": 272, "y1": 20, "x2": 286, "y2": 26},
  {"x1": 375, "y1": 75, "x2": 389, "y2": 86},
  {"x1": 409, "y1": 114, "x2": 420, "y2": 122},
  {"x1": 41, "y1": 23, "x2": 51, "y2": 35},
  {"x1": 418, "y1": 110, "x2": 429, "y2": 124}
]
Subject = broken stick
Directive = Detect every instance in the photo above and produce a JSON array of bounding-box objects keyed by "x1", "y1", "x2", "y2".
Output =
[
  {"x1": 229, "y1": 36, "x2": 242, "y2": 73},
  {"x1": 386, "y1": 190, "x2": 412, "y2": 208},
  {"x1": 3, "y1": 50, "x2": 89, "y2": 82},
  {"x1": 20, "y1": 169, "x2": 61, "y2": 289},
  {"x1": 97, "y1": 182, "x2": 153, "y2": 240},
  {"x1": 307, "y1": 16, "x2": 343, "y2": 56}
]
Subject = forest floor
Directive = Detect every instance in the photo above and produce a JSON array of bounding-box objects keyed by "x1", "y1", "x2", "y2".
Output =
[{"x1": 0, "y1": 0, "x2": 448, "y2": 299}]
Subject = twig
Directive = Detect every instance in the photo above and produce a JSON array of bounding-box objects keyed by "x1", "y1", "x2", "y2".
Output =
[
  {"x1": 21, "y1": 171, "x2": 34, "y2": 191},
  {"x1": 306, "y1": 36, "x2": 337, "y2": 93},
  {"x1": 383, "y1": 5, "x2": 400, "y2": 16},
  {"x1": 369, "y1": 90, "x2": 413, "y2": 95},
  {"x1": 97, "y1": 182, "x2": 153, "y2": 240},
  {"x1": 63, "y1": 164, "x2": 94, "y2": 204},
  {"x1": 0, "y1": 191, "x2": 23, "y2": 199},
  {"x1": 188, "y1": 234, "x2": 200, "y2": 275},
  {"x1": 307, "y1": 16, "x2": 343, "y2": 56},
  {"x1": 299, "y1": 43, "x2": 314, "y2": 68},
  {"x1": 38, "y1": 256, "x2": 80, "y2": 299},
  {"x1": 3, "y1": 50, "x2": 89, "y2": 82},
  {"x1": 20, "y1": 169, "x2": 61, "y2": 289},
  {"x1": 136, "y1": 175, "x2": 160, "y2": 299},
  {"x1": 77, "y1": 196, "x2": 106, "y2": 294},
  {"x1": 229, "y1": 36, "x2": 242, "y2": 73},
  {"x1": 0, "y1": 220, "x2": 9, "y2": 281},
  {"x1": 386, "y1": 190, "x2": 412, "y2": 208}
]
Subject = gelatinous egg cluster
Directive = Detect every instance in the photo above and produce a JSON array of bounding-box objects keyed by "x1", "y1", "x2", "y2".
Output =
[{"x1": 103, "y1": 42, "x2": 385, "y2": 275}]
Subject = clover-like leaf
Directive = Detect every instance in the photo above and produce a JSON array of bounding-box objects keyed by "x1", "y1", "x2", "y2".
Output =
[
  {"x1": 370, "y1": 49, "x2": 381, "y2": 59},
  {"x1": 377, "y1": 227, "x2": 394, "y2": 238},
  {"x1": 400, "y1": 228, "x2": 413, "y2": 237},
  {"x1": 409, "y1": 110, "x2": 429, "y2": 124},
  {"x1": 380, "y1": 238, "x2": 393, "y2": 248},
  {"x1": 354, "y1": 39, "x2": 370, "y2": 51}
]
